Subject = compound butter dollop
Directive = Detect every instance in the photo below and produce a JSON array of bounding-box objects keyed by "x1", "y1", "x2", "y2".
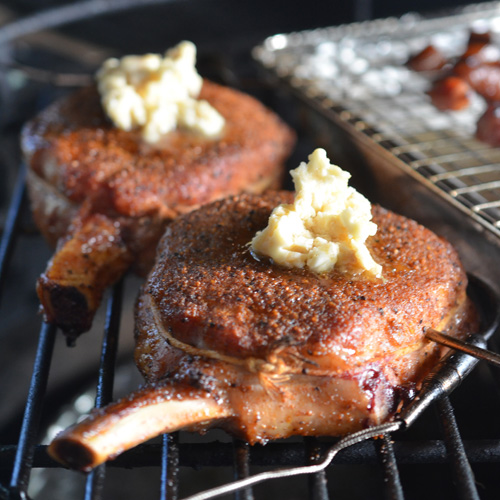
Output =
[
  {"x1": 250, "y1": 148, "x2": 382, "y2": 277},
  {"x1": 96, "y1": 41, "x2": 225, "y2": 143}
]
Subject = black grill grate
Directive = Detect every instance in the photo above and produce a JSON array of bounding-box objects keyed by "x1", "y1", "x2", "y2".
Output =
[{"x1": 2, "y1": 2, "x2": 500, "y2": 500}]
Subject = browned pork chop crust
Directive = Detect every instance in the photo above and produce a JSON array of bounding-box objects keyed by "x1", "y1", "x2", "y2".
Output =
[
  {"x1": 21, "y1": 81, "x2": 294, "y2": 250},
  {"x1": 21, "y1": 81, "x2": 295, "y2": 336},
  {"x1": 136, "y1": 192, "x2": 475, "y2": 383},
  {"x1": 22, "y1": 80, "x2": 295, "y2": 246}
]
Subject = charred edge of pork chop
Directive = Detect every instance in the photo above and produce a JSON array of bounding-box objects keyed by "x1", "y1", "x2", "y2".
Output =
[{"x1": 134, "y1": 285, "x2": 478, "y2": 386}]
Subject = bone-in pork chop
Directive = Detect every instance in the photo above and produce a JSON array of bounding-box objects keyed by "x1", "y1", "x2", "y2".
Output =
[
  {"x1": 47, "y1": 192, "x2": 477, "y2": 471},
  {"x1": 22, "y1": 82, "x2": 295, "y2": 338}
]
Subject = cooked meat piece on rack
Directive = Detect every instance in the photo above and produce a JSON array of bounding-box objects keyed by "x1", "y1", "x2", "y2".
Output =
[
  {"x1": 427, "y1": 76, "x2": 472, "y2": 111},
  {"x1": 22, "y1": 81, "x2": 295, "y2": 339},
  {"x1": 48, "y1": 192, "x2": 478, "y2": 471},
  {"x1": 476, "y1": 102, "x2": 500, "y2": 146},
  {"x1": 407, "y1": 44, "x2": 447, "y2": 72},
  {"x1": 407, "y1": 30, "x2": 500, "y2": 146},
  {"x1": 454, "y1": 61, "x2": 500, "y2": 102}
]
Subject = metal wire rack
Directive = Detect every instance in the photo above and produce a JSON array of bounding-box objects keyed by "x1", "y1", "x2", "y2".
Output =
[
  {"x1": 253, "y1": 1, "x2": 500, "y2": 241},
  {"x1": 3, "y1": 2, "x2": 500, "y2": 500}
]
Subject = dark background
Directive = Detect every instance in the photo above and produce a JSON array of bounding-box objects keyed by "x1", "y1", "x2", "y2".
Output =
[{"x1": 0, "y1": 0, "x2": 480, "y2": 54}]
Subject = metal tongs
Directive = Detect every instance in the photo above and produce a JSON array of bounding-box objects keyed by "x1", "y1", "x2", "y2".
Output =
[
  {"x1": 182, "y1": 275, "x2": 500, "y2": 500},
  {"x1": 425, "y1": 328, "x2": 500, "y2": 367}
]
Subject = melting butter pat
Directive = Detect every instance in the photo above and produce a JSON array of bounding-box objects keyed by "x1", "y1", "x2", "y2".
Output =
[
  {"x1": 250, "y1": 148, "x2": 382, "y2": 277},
  {"x1": 96, "y1": 41, "x2": 225, "y2": 143}
]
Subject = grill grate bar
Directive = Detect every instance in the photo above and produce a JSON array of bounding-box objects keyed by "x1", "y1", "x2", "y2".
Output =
[
  {"x1": 233, "y1": 440, "x2": 254, "y2": 500},
  {"x1": 429, "y1": 164, "x2": 500, "y2": 182},
  {"x1": 5, "y1": 436, "x2": 500, "y2": 471},
  {"x1": 450, "y1": 180, "x2": 500, "y2": 197},
  {"x1": 161, "y1": 433, "x2": 179, "y2": 500},
  {"x1": 408, "y1": 152, "x2": 495, "y2": 170},
  {"x1": 8, "y1": 322, "x2": 57, "y2": 500},
  {"x1": 0, "y1": 163, "x2": 26, "y2": 299},
  {"x1": 376, "y1": 434, "x2": 404, "y2": 500},
  {"x1": 95, "y1": 280, "x2": 125, "y2": 407},
  {"x1": 84, "y1": 279, "x2": 125, "y2": 500},
  {"x1": 305, "y1": 437, "x2": 329, "y2": 500},
  {"x1": 85, "y1": 465, "x2": 106, "y2": 500},
  {"x1": 437, "y1": 396, "x2": 480, "y2": 500},
  {"x1": 390, "y1": 138, "x2": 488, "y2": 156},
  {"x1": 161, "y1": 434, "x2": 169, "y2": 500},
  {"x1": 472, "y1": 200, "x2": 500, "y2": 212}
]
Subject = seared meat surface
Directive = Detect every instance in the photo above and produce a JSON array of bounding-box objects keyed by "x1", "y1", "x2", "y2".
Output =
[
  {"x1": 49, "y1": 192, "x2": 477, "y2": 471},
  {"x1": 138, "y1": 192, "x2": 472, "y2": 377},
  {"x1": 22, "y1": 82, "x2": 295, "y2": 337}
]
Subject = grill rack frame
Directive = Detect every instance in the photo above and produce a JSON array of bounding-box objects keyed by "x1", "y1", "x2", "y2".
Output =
[{"x1": 2, "y1": 2, "x2": 500, "y2": 500}]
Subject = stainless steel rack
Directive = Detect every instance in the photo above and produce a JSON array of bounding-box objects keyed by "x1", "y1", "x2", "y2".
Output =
[{"x1": 253, "y1": 2, "x2": 500, "y2": 250}]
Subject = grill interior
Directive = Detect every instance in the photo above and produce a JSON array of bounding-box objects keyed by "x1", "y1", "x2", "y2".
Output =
[{"x1": 2, "y1": 2, "x2": 500, "y2": 500}]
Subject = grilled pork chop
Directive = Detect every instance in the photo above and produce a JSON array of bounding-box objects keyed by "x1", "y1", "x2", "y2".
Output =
[
  {"x1": 22, "y1": 82, "x2": 295, "y2": 338},
  {"x1": 48, "y1": 192, "x2": 478, "y2": 471}
]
